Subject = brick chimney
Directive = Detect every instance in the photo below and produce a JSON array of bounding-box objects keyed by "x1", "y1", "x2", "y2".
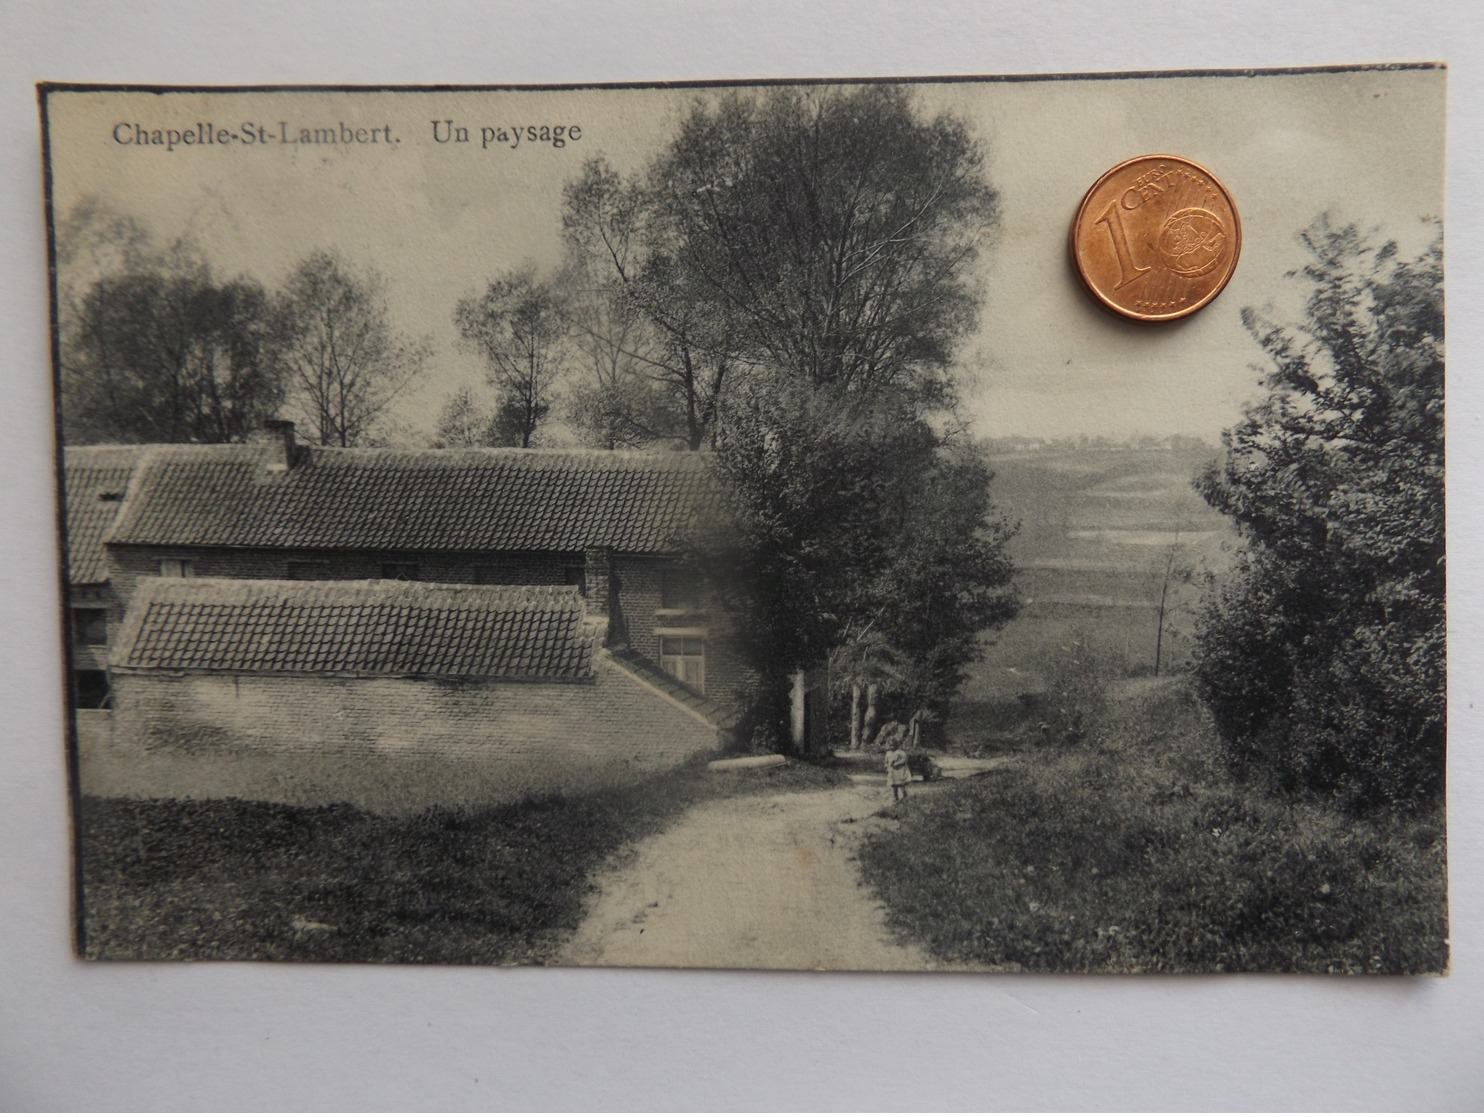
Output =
[
  {"x1": 257, "y1": 419, "x2": 298, "y2": 471},
  {"x1": 583, "y1": 545, "x2": 623, "y2": 646}
]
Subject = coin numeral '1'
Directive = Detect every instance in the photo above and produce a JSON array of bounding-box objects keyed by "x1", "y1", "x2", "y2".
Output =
[{"x1": 1095, "y1": 200, "x2": 1149, "y2": 289}]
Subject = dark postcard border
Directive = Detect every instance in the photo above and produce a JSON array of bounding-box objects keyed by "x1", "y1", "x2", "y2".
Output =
[
  {"x1": 35, "y1": 60, "x2": 1444, "y2": 100},
  {"x1": 36, "y1": 91, "x2": 90, "y2": 957}
]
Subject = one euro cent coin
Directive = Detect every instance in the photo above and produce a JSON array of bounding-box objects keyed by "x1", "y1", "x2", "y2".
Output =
[{"x1": 1070, "y1": 155, "x2": 1241, "y2": 322}]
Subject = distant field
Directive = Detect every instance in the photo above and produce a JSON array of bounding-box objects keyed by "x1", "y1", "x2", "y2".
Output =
[
  {"x1": 953, "y1": 442, "x2": 1240, "y2": 742},
  {"x1": 989, "y1": 442, "x2": 1233, "y2": 565}
]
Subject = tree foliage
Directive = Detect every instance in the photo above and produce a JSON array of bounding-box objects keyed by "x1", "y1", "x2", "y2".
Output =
[
  {"x1": 275, "y1": 252, "x2": 429, "y2": 448},
  {"x1": 61, "y1": 252, "x2": 284, "y2": 445},
  {"x1": 648, "y1": 86, "x2": 997, "y2": 403},
  {"x1": 54, "y1": 196, "x2": 153, "y2": 340},
  {"x1": 432, "y1": 384, "x2": 494, "y2": 448},
  {"x1": 701, "y1": 380, "x2": 1017, "y2": 738},
  {"x1": 1193, "y1": 218, "x2": 1444, "y2": 810},
  {"x1": 560, "y1": 86, "x2": 997, "y2": 451},
  {"x1": 632, "y1": 86, "x2": 1014, "y2": 739},
  {"x1": 868, "y1": 439, "x2": 1019, "y2": 710},
  {"x1": 454, "y1": 269, "x2": 568, "y2": 448},
  {"x1": 560, "y1": 158, "x2": 734, "y2": 450},
  {"x1": 56, "y1": 206, "x2": 425, "y2": 450}
]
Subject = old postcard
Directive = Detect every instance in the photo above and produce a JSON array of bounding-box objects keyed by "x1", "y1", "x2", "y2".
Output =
[{"x1": 42, "y1": 66, "x2": 1446, "y2": 972}]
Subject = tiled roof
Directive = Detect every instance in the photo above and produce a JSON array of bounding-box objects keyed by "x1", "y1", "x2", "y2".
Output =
[
  {"x1": 114, "y1": 578, "x2": 595, "y2": 679},
  {"x1": 107, "y1": 444, "x2": 719, "y2": 554},
  {"x1": 63, "y1": 445, "x2": 148, "y2": 584}
]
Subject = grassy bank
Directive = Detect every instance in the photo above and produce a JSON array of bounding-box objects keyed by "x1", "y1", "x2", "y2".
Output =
[
  {"x1": 79, "y1": 758, "x2": 844, "y2": 963},
  {"x1": 859, "y1": 680, "x2": 1447, "y2": 973}
]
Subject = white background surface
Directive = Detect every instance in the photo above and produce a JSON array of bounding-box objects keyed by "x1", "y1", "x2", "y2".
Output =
[{"x1": 2, "y1": 2, "x2": 1481, "y2": 1109}]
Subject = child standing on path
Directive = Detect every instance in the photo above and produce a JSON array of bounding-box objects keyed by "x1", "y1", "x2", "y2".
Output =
[{"x1": 885, "y1": 740, "x2": 911, "y2": 802}]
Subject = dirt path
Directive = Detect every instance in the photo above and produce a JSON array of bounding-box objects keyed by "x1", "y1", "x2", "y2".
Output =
[{"x1": 559, "y1": 782, "x2": 939, "y2": 971}]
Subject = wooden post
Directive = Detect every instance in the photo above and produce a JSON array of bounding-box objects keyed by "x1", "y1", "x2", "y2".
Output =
[
  {"x1": 850, "y1": 682, "x2": 862, "y2": 750},
  {"x1": 790, "y1": 669, "x2": 807, "y2": 751}
]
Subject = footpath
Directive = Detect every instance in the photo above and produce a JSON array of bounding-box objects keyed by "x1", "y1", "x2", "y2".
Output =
[{"x1": 560, "y1": 757, "x2": 1013, "y2": 971}]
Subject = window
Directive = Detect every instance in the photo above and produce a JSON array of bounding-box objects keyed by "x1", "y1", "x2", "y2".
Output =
[
  {"x1": 660, "y1": 568, "x2": 703, "y2": 612},
  {"x1": 380, "y1": 562, "x2": 419, "y2": 581},
  {"x1": 74, "y1": 669, "x2": 111, "y2": 710},
  {"x1": 72, "y1": 607, "x2": 108, "y2": 647},
  {"x1": 564, "y1": 566, "x2": 587, "y2": 594},
  {"x1": 285, "y1": 561, "x2": 330, "y2": 580},
  {"x1": 659, "y1": 636, "x2": 705, "y2": 693},
  {"x1": 159, "y1": 558, "x2": 194, "y2": 578}
]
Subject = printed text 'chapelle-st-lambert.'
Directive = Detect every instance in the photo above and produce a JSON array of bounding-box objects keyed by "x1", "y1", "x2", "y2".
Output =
[{"x1": 110, "y1": 119, "x2": 585, "y2": 152}]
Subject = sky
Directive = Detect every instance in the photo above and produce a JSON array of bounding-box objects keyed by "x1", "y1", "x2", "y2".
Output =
[{"x1": 44, "y1": 67, "x2": 1445, "y2": 444}]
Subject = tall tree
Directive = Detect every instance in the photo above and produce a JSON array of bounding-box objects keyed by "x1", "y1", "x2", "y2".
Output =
[
  {"x1": 276, "y1": 252, "x2": 428, "y2": 448},
  {"x1": 652, "y1": 86, "x2": 1012, "y2": 742},
  {"x1": 863, "y1": 438, "x2": 1019, "y2": 713},
  {"x1": 63, "y1": 262, "x2": 284, "y2": 445},
  {"x1": 647, "y1": 86, "x2": 997, "y2": 402},
  {"x1": 827, "y1": 437, "x2": 1018, "y2": 747},
  {"x1": 55, "y1": 201, "x2": 291, "y2": 445},
  {"x1": 454, "y1": 269, "x2": 567, "y2": 448},
  {"x1": 1193, "y1": 218, "x2": 1444, "y2": 810},
  {"x1": 561, "y1": 158, "x2": 739, "y2": 450}
]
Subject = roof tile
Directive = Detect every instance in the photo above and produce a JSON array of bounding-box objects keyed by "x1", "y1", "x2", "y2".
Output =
[
  {"x1": 107, "y1": 445, "x2": 720, "y2": 554},
  {"x1": 63, "y1": 446, "x2": 148, "y2": 584},
  {"x1": 115, "y1": 578, "x2": 595, "y2": 680}
]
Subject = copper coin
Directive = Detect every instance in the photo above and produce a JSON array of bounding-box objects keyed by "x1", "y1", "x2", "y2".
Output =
[{"x1": 1070, "y1": 155, "x2": 1241, "y2": 322}]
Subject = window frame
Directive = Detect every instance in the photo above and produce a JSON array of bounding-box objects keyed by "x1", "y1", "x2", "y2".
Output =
[{"x1": 658, "y1": 632, "x2": 706, "y2": 693}]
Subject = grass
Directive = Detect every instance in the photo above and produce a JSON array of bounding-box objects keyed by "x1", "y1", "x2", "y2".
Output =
[
  {"x1": 858, "y1": 679, "x2": 1448, "y2": 973},
  {"x1": 78, "y1": 757, "x2": 846, "y2": 963}
]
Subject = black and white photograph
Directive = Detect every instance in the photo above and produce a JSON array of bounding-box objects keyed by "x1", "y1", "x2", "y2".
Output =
[{"x1": 42, "y1": 67, "x2": 1447, "y2": 975}]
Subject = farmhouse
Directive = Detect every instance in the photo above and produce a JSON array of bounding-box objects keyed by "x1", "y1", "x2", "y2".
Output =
[
  {"x1": 63, "y1": 423, "x2": 752, "y2": 808},
  {"x1": 102, "y1": 578, "x2": 722, "y2": 811}
]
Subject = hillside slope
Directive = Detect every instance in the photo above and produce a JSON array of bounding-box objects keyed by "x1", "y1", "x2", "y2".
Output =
[{"x1": 955, "y1": 441, "x2": 1238, "y2": 740}]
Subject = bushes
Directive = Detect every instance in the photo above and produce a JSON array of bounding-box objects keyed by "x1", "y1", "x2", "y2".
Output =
[
  {"x1": 1035, "y1": 636, "x2": 1109, "y2": 746},
  {"x1": 1193, "y1": 221, "x2": 1444, "y2": 811},
  {"x1": 857, "y1": 681, "x2": 1448, "y2": 973}
]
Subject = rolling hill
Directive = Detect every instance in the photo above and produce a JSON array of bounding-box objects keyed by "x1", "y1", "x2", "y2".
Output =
[{"x1": 959, "y1": 438, "x2": 1239, "y2": 719}]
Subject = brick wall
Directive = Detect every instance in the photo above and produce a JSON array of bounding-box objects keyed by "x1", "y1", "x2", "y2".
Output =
[
  {"x1": 697, "y1": 624, "x2": 754, "y2": 713},
  {"x1": 100, "y1": 652, "x2": 722, "y2": 813},
  {"x1": 613, "y1": 555, "x2": 664, "y2": 658},
  {"x1": 106, "y1": 544, "x2": 756, "y2": 711},
  {"x1": 75, "y1": 709, "x2": 113, "y2": 781},
  {"x1": 613, "y1": 555, "x2": 754, "y2": 709}
]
